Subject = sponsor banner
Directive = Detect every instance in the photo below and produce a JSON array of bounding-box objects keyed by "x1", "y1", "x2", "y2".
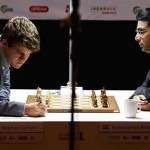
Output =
[
  {"x1": 0, "y1": 133, "x2": 43, "y2": 143},
  {"x1": 99, "y1": 122, "x2": 150, "y2": 143},
  {"x1": 0, "y1": 0, "x2": 69, "y2": 20},
  {"x1": 0, "y1": 122, "x2": 43, "y2": 143},
  {"x1": 100, "y1": 132, "x2": 150, "y2": 143},
  {"x1": 0, "y1": 122, "x2": 150, "y2": 148},
  {"x1": 100, "y1": 122, "x2": 150, "y2": 132},
  {"x1": 78, "y1": 0, "x2": 150, "y2": 20},
  {"x1": 0, "y1": 0, "x2": 149, "y2": 20}
]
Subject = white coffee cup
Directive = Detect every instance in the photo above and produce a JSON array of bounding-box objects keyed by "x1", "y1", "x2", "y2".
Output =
[{"x1": 124, "y1": 99, "x2": 141, "y2": 118}]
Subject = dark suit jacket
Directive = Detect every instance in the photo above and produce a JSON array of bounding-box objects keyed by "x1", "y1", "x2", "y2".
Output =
[{"x1": 130, "y1": 70, "x2": 150, "y2": 102}]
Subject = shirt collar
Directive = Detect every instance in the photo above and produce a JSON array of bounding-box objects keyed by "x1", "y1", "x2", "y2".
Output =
[{"x1": 0, "y1": 37, "x2": 10, "y2": 68}]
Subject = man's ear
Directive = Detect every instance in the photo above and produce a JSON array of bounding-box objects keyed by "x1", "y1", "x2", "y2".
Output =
[{"x1": 1, "y1": 39, "x2": 8, "y2": 47}]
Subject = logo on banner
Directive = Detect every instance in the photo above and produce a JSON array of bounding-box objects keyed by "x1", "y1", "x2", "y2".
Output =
[
  {"x1": 0, "y1": 5, "x2": 13, "y2": 14},
  {"x1": 29, "y1": 6, "x2": 49, "y2": 13},
  {"x1": 133, "y1": 6, "x2": 142, "y2": 15},
  {"x1": 91, "y1": 6, "x2": 117, "y2": 14},
  {"x1": 65, "y1": 5, "x2": 69, "y2": 13}
]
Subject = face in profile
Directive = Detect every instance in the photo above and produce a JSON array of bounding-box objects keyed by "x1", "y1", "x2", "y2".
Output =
[
  {"x1": 1, "y1": 39, "x2": 32, "y2": 69},
  {"x1": 135, "y1": 20, "x2": 150, "y2": 53}
]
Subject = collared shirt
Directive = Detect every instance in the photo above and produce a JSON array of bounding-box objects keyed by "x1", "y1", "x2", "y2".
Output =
[
  {"x1": 0, "y1": 39, "x2": 24, "y2": 116},
  {"x1": 0, "y1": 44, "x2": 11, "y2": 99}
]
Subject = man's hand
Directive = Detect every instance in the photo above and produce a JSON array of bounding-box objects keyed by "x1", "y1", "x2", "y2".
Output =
[
  {"x1": 133, "y1": 95, "x2": 150, "y2": 111},
  {"x1": 25, "y1": 102, "x2": 47, "y2": 117}
]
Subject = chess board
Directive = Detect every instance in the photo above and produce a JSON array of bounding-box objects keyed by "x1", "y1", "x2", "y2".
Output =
[{"x1": 26, "y1": 95, "x2": 120, "y2": 113}]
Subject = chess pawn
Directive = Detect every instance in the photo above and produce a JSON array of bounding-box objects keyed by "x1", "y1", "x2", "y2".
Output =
[
  {"x1": 67, "y1": 81, "x2": 70, "y2": 87},
  {"x1": 100, "y1": 87, "x2": 106, "y2": 98},
  {"x1": 93, "y1": 98, "x2": 98, "y2": 107},
  {"x1": 44, "y1": 91, "x2": 52, "y2": 105},
  {"x1": 91, "y1": 90, "x2": 98, "y2": 107},
  {"x1": 35, "y1": 94, "x2": 42, "y2": 102},
  {"x1": 35, "y1": 87, "x2": 42, "y2": 102},
  {"x1": 101, "y1": 96, "x2": 108, "y2": 107},
  {"x1": 66, "y1": 81, "x2": 78, "y2": 87}
]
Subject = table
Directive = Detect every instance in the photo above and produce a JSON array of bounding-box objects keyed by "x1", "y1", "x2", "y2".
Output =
[{"x1": 1, "y1": 89, "x2": 150, "y2": 150}]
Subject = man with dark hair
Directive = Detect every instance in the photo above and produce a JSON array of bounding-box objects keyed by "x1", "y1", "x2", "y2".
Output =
[
  {"x1": 130, "y1": 8, "x2": 150, "y2": 110},
  {"x1": 0, "y1": 16, "x2": 47, "y2": 116}
]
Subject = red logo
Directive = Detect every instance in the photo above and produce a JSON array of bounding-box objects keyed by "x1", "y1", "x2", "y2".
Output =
[
  {"x1": 29, "y1": 6, "x2": 49, "y2": 12},
  {"x1": 65, "y1": 5, "x2": 69, "y2": 13}
]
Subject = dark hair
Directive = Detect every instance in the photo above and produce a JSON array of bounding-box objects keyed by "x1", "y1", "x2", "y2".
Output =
[
  {"x1": 1, "y1": 16, "x2": 40, "y2": 53},
  {"x1": 136, "y1": 8, "x2": 150, "y2": 26}
]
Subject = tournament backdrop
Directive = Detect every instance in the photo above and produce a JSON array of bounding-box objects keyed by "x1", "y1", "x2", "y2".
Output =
[
  {"x1": 0, "y1": 0, "x2": 149, "y2": 20},
  {"x1": 0, "y1": 0, "x2": 149, "y2": 90}
]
